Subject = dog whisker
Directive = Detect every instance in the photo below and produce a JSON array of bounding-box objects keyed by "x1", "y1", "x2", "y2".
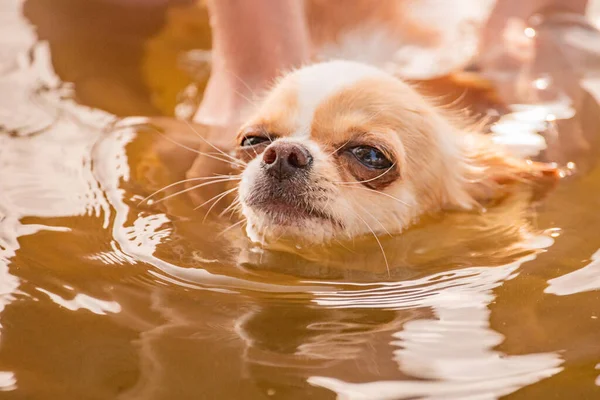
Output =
[
  {"x1": 217, "y1": 219, "x2": 246, "y2": 238},
  {"x1": 224, "y1": 68, "x2": 260, "y2": 106},
  {"x1": 139, "y1": 176, "x2": 238, "y2": 205},
  {"x1": 186, "y1": 150, "x2": 245, "y2": 168},
  {"x1": 232, "y1": 88, "x2": 259, "y2": 109},
  {"x1": 348, "y1": 207, "x2": 391, "y2": 278},
  {"x1": 146, "y1": 124, "x2": 246, "y2": 168},
  {"x1": 333, "y1": 164, "x2": 396, "y2": 185},
  {"x1": 339, "y1": 185, "x2": 410, "y2": 207},
  {"x1": 354, "y1": 202, "x2": 394, "y2": 237},
  {"x1": 152, "y1": 177, "x2": 236, "y2": 205},
  {"x1": 197, "y1": 187, "x2": 239, "y2": 222},
  {"x1": 219, "y1": 197, "x2": 242, "y2": 218},
  {"x1": 183, "y1": 120, "x2": 247, "y2": 166},
  {"x1": 194, "y1": 187, "x2": 238, "y2": 210},
  {"x1": 328, "y1": 139, "x2": 353, "y2": 157}
]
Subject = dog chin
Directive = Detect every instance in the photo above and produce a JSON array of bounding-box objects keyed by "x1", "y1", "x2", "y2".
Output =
[{"x1": 242, "y1": 206, "x2": 340, "y2": 245}]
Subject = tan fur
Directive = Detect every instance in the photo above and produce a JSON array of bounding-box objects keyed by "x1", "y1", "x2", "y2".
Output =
[{"x1": 237, "y1": 77, "x2": 300, "y2": 141}]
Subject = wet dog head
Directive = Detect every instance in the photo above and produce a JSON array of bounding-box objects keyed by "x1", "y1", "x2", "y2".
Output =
[{"x1": 235, "y1": 61, "x2": 557, "y2": 244}]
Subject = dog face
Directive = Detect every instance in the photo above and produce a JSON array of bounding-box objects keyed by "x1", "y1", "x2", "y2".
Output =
[{"x1": 235, "y1": 61, "x2": 556, "y2": 244}]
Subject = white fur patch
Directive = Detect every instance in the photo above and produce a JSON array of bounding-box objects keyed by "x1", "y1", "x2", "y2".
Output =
[{"x1": 290, "y1": 60, "x2": 388, "y2": 138}]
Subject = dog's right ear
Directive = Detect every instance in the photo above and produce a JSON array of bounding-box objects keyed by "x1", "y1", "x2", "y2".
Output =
[{"x1": 462, "y1": 134, "x2": 560, "y2": 205}]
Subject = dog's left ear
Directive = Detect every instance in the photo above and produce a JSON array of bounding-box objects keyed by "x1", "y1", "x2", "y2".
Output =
[{"x1": 462, "y1": 134, "x2": 560, "y2": 205}]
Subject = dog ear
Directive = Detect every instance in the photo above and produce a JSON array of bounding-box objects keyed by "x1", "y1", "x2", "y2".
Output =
[{"x1": 462, "y1": 134, "x2": 560, "y2": 205}]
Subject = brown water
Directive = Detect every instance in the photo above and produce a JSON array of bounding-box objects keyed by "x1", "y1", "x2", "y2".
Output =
[{"x1": 2, "y1": 1, "x2": 600, "y2": 399}]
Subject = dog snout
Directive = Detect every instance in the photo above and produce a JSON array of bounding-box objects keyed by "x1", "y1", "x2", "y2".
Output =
[{"x1": 262, "y1": 142, "x2": 312, "y2": 180}]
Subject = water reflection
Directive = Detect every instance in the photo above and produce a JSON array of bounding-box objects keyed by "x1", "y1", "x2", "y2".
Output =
[
  {"x1": 0, "y1": 372, "x2": 17, "y2": 392},
  {"x1": 0, "y1": 1, "x2": 125, "y2": 395},
  {"x1": 309, "y1": 255, "x2": 563, "y2": 400},
  {"x1": 546, "y1": 248, "x2": 600, "y2": 295},
  {"x1": 36, "y1": 288, "x2": 122, "y2": 315}
]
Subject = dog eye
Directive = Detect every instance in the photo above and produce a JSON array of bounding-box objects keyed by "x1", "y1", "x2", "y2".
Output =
[
  {"x1": 241, "y1": 136, "x2": 270, "y2": 147},
  {"x1": 350, "y1": 146, "x2": 393, "y2": 169}
]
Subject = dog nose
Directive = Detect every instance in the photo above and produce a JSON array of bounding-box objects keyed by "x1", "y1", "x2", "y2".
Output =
[{"x1": 262, "y1": 142, "x2": 312, "y2": 180}]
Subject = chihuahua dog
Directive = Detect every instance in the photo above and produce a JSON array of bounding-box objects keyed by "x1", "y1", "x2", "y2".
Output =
[{"x1": 227, "y1": 61, "x2": 557, "y2": 244}]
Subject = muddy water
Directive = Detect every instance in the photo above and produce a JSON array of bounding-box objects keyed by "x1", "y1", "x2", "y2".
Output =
[{"x1": 2, "y1": 1, "x2": 600, "y2": 399}]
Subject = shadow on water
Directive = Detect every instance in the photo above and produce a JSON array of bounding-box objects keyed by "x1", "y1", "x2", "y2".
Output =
[{"x1": 1, "y1": 0, "x2": 600, "y2": 399}]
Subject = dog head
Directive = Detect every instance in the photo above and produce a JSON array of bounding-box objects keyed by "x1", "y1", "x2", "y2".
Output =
[{"x1": 235, "y1": 61, "x2": 557, "y2": 244}]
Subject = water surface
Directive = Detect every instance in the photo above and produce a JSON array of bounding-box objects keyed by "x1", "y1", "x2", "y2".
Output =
[{"x1": 1, "y1": 1, "x2": 600, "y2": 399}]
